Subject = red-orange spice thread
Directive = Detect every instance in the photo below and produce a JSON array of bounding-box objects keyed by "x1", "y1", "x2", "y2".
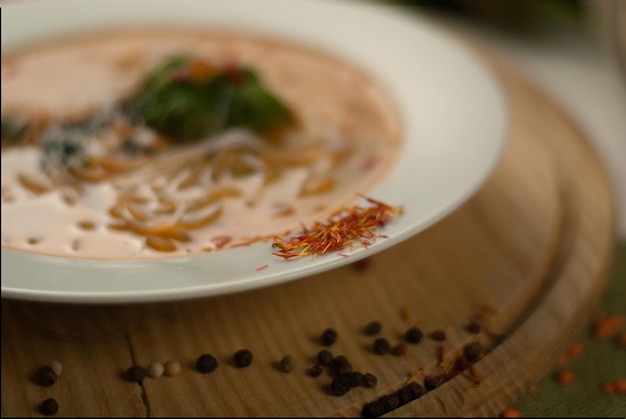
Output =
[{"x1": 271, "y1": 196, "x2": 403, "y2": 259}]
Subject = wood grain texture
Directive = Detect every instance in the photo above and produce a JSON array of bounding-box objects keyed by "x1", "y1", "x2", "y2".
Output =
[{"x1": 0, "y1": 40, "x2": 616, "y2": 417}]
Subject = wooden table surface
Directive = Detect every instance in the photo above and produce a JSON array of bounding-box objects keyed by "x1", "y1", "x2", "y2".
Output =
[{"x1": 1, "y1": 37, "x2": 617, "y2": 417}]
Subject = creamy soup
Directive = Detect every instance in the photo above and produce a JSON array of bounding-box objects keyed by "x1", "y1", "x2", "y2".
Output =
[{"x1": 1, "y1": 29, "x2": 403, "y2": 259}]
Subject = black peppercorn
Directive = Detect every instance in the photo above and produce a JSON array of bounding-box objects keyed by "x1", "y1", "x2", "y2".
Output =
[
  {"x1": 329, "y1": 355, "x2": 353, "y2": 376},
  {"x1": 363, "y1": 321, "x2": 382, "y2": 336},
  {"x1": 125, "y1": 365, "x2": 147, "y2": 382},
  {"x1": 196, "y1": 353, "x2": 219, "y2": 373},
  {"x1": 40, "y1": 398, "x2": 59, "y2": 416},
  {"x1": 362, "y1": 372, "x2": 378, "y2": 388},
  {"x1": 320, "y1": 328, "x2": 338, "y2": 346},
  {"x1": 316, "y1": 349, "x2": 333, "y2": 367},
  {"x1": 373, "y1": 337, "x2": 390, "y2": 355},
  {"x1": 330, "y1": 374, "x2": 352, "y2": 396},
  {"x1": 405, "y1": 326, "x2": 423, "y2": 344},
  {"x1": 397, "y1": 382, "x2": 424, "y2": 405},
  {"x1": 233, "y1": 349, "x2": 253, "y2": 368},
  {"x1": 35, "y1": 366, "x2": 57, "y2": 387},
  {"x1": 307, "y1": 363, "x2": 324, "y2": 377},
  {"x1": 362, "y1": 400, "x2": 385, "y2": 418},
  {"x1": 463, "y1": 342, "x2": 484, "y2": 362},
  {"x1": 346, "y1": 371, "x2": 364, "y2": 387},
  {"x1": 423, "y1": 374, "x2": 440, "y2": 391},
  {"x1": 380, "y1": 393, "x2": 400, "y2": 411}
]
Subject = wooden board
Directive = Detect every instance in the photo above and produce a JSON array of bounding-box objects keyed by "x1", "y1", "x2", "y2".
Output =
[{"x1": 0, "y1": 40, "x2": 617, "y2": 417}]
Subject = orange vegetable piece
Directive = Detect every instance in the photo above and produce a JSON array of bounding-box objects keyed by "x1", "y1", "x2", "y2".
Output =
[
  {"x1": 554, "y1": 369, "x2": 574, "y2": 384},
  {"x1": 499, "y1": 407, "x2": 521, "y2": 418}
]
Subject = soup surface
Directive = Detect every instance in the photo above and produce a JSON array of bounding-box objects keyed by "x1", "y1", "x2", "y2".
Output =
[{"x1": 1, "y1": 29, "x2": 403, "y2": 259}]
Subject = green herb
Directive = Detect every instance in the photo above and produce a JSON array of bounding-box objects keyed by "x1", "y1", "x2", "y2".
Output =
[{"x1": 125, "y1": 55, "x2": 294, "y2": 143}]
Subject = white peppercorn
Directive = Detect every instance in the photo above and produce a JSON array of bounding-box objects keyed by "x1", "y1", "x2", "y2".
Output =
[
  {"x1": 164, "y1": 360, "x2": 181, "y2": 376},
  {"x1": 48, "y1": 360, "x2": 63, "y2": 376},
  {"x1": 148, "y1": 361, "x2": 164, "y2": 378}
]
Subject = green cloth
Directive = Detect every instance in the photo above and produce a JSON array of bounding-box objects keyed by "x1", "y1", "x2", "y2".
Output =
[{"x1": 513, "y1": 242, "x2": 626, "y2": 417}]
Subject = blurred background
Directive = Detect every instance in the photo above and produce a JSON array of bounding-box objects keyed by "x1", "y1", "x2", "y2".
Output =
[{"x1": 380, "y1": 0, "x2": 626, "y2": 239}]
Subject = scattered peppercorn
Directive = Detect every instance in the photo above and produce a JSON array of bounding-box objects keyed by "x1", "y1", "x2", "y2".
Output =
[
  {"x1": 40, "y1": 398, "x2": 59, "y2": 416},
  {"x1": 362, "y1": 372, "x2": 378, "y2": 388},
  {"x1": 196, "y1": 353, "x2": 219, "y2": 373},
  {"x1": 329, "y1": 355, "x2": 353, "y2": 376},
  {"x1": 463, "y1": 342, "x2": 484, "y2": 363},
  {"x1": 423, "y1": 374, "x2": 440, "y2": 391},
  {"x1": 233, "y1": 349, "x2": 253, "y2": 368},
  {"x1": 126, "y1": 365, "x2": 148, "y2": 382},
  {"x1": 320, "y1": 328, "x2": 338, "y2": 346},
  {"x1": 362, "y1": 400, "x2": 386, "y2": 418},
  {"x1": 361, "y1": 382, "x2": 423, "y2": 417},
  {"x1": 307, "y1": 364, "x2": 324, "y2": 377},
  {"x1": 48, "y1": 360, "x2": 63, "y2": 377},
  {"x1": 363, "y1": 321, "x2": 382, "y2": 336},
  {"x1": 34, "y1": 366, "x2": 57, "y2": 387},
  {"x1": 390, "y1": 342, "x2": 407, "y2": 356},
  {"x1": 164, "y1": 360, "x2": 181, "y2": 376},
  {"x1": 279, "y1": 355, "x2": 296, "y2": 373},
  {"x1": 397, "y1": 382, "x2": 424, "y2": 405},
  {"x1": 430, "y1": 329, "x2": 446, "y2": 341},
  {"x1": 330, "y1": 374, "x2": 352, "y2": 396},
  {"x1": 373, "y1": 337, "x2": 391, "y2": 355},
  {"x1": 380, "y1": 393, "x2": 400, "y2": 411},
  {"x1": 405, "y1": 326, "x2": 423, "y2": 344},
  {"x1": 148, "y1": 361, "x2": 164, "y2": 378},
  {"x1": 316, "y1": 349, "x2": 333, "y2": 367},
  {"x1": 346, "y1": 371, "x2": 364, "y2": 387},
  {"x1": 465, "y1": 321, "x2": 482, "y2": 334}
]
